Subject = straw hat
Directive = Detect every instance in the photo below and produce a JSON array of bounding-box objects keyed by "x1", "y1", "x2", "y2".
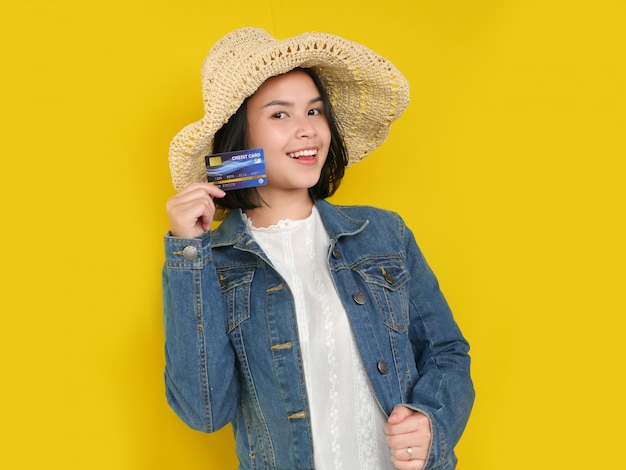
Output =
[{"x1": 168, "y1": 27, "x2": 410, "y2": 191}]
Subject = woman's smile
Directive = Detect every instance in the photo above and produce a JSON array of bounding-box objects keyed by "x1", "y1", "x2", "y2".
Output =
[{"x1": 286, "y1": 148, "x2": 319, "y2": 160}]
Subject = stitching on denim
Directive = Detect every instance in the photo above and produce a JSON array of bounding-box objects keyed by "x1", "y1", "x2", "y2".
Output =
[
  {"x1": 193, "y1": 269, "x2": 212, "y2": 431},
  {"x1": 236, "y1": 329, "x2": 278, "y2": 468}
]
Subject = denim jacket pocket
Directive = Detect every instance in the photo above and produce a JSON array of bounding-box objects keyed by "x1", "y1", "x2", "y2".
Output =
[
  {"x1": 353, "y1": 257, "x2": 411, "y2": 333},
  {"x1": 216, "y1": 266, "x2": 255, "y2": 333}
]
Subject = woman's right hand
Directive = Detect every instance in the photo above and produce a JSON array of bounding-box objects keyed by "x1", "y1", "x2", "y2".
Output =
[{"x1": 166, "y1": 182, "x2": 226, "y2": 238}]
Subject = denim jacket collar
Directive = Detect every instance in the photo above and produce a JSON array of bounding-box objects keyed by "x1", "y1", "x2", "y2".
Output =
[{"x1": 211, "y1": 199, "x2": 369, "y2": 248}]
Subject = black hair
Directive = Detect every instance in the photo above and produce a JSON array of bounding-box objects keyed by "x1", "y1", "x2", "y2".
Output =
[{"x1": 213, "y1": 67, "x2": 348, "y2": 212}]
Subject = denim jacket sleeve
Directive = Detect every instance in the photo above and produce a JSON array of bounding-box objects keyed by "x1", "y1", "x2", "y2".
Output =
[
  {"x1": 401, "y1": 220, "x2": 475, "y2": 469},
  {"x1": 162, "y1": 231, "x2": 238, "y2": 433}
]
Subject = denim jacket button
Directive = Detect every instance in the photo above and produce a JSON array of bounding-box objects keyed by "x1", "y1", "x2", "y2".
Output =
[
  {"x1": 353, "y1": 292, "x2": 366, "y2": 305},
  {"x1": 377, "y1": 360, "x2": 389, "y2": 375},
  {"x1": 382, "y1": 270, "x2": 396, "y2": 285},
  {"x1": 182, "y1": 246, "x2": 198, "y2": 261},
  {"x1": 332, "y1": 246, "x2": 341, "y2": 258}
]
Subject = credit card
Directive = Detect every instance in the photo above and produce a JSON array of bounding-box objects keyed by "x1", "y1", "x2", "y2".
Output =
[{"x1": 204, "y1": 148, "x2": 267, "y2": 191}]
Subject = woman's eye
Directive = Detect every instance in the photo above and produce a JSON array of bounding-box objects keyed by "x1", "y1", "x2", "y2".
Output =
[
  {"x1": 308, "y1": 108, "x2": 323, "y2": 116},
  {"x1": 272, "y1": 112, "x2": 287, "y2": 119}
]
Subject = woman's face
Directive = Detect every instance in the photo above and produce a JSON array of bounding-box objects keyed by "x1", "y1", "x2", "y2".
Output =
[{"x1": 246, "y1": 70, "x2": 331, "y2": 197}]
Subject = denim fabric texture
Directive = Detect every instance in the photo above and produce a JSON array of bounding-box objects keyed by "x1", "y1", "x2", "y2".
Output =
[{"x1": 163, "y1": 199, "x2": 475, "y2": 470}]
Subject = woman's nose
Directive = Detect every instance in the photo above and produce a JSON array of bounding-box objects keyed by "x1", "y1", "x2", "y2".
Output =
[{"x1": 295, "y1": 115, "x2": 316, "y2": 138}]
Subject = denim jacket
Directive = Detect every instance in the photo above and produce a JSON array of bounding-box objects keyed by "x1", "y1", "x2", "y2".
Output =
[{"x1": 163, "y1": 199, "x2": 474, "y2": 470}]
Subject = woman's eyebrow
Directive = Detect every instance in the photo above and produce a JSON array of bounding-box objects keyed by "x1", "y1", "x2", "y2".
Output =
[{"x1": 262, "y1": 96, "x2": 323, "y2": 108}]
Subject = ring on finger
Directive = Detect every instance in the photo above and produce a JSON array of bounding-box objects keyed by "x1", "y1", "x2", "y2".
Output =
[{"x1": 406, "y1": 447, "x2": 414, "y2": 460}]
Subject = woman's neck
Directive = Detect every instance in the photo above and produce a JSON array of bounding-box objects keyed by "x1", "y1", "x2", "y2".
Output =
[{"x1": 244, "y1": 190, "x2": 314, "y2": 228}]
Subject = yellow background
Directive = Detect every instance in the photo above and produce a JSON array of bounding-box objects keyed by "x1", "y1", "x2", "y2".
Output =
[{"x1": 1, "y1": 0, "x2": 625, "y2": 468}]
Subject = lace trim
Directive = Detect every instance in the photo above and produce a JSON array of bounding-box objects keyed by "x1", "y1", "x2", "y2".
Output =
[{"x1": 243, "y1": 207, "x2": 316, "y2": 232}]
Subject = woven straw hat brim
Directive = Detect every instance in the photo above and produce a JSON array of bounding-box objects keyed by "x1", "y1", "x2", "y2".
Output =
[{"x1": 169, "y1": 27, "x2": 410, "y2": 191}]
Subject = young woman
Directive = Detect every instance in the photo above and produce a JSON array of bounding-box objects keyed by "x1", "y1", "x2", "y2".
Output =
[{"x1": 163, "y1": 28, "x2": 474, "y2": 470}]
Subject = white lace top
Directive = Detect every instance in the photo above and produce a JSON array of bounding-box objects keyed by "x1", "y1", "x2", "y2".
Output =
[{"x1": 246, "y1": 206, "x2": 393, "y2": 469}]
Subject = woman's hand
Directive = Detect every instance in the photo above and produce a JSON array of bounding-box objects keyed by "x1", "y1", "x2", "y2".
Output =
[
  {"x1": 384, "y1": 406, "x2": 432, "y2": 470},
  {"x1": 166, "y1": 182, "x2": 226, "y2": 238}
]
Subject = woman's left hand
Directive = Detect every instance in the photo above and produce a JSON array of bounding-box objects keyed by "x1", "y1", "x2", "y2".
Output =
[{"x1": 384, "y1": 406, "x2": 432, "y2": 470}]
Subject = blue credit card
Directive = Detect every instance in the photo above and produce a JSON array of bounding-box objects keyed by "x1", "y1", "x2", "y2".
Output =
[{"x1": 205, "y1": 148, "x2": 267, "y2": 191}]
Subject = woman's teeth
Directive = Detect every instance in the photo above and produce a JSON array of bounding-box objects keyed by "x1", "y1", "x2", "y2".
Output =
[{"x1": 287, "y1": 149, "x2": 317, "y2": 159}]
